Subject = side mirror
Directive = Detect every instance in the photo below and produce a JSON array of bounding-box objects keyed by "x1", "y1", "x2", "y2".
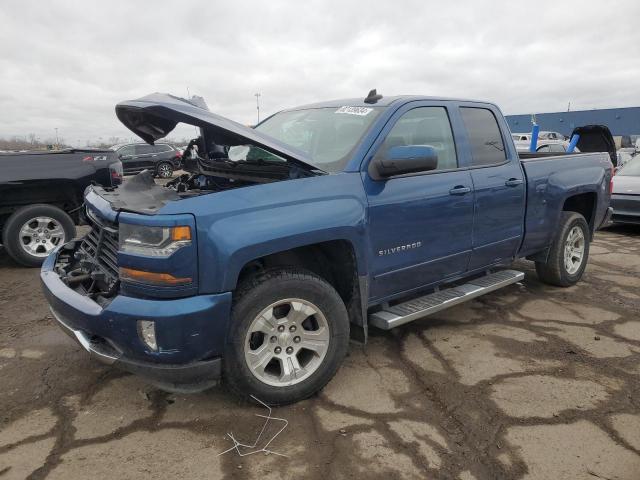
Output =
[{"x1": 372, "y1": 145, "x2": 438, "y2": 179}]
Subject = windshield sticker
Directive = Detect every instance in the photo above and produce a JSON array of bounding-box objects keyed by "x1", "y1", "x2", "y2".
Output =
[{"x1": 335, "y1": 106, "x2": 373, "y2": 116}]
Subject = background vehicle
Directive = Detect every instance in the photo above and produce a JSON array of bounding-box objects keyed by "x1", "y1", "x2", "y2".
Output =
[
  {"x1": 611, "y1": 155, "x2": 640, "y2": 224},
  {"x1": 515, "y1": 139, "x2": 573, "y2": 153},
  {"x1": 538, "y1": 130, "x2": 566, "y2": 140},
  {"x1": 1, "y1": 149, "x2": 122, "y2": 266},
  {"x1": 111, "y1": 142, "x2": 182, "y2": 178},
  {"x1": 42, "y1": 92, "x2": 613, "y2": 404},
  {"x1": 511, "y1": 133, "x2": 531, "y2": 142}
]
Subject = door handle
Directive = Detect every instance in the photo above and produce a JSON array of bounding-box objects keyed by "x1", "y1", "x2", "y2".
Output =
[
  {"x1": 505, "y1": 178, "x2": 524, "y2": 187},
  {"x1": 449, "y1": 185, "x2": 471, "y2": 195}
]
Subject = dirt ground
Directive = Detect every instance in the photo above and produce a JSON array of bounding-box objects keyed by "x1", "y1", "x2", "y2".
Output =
[{"x1": 1, "y1": 225, "x2": 639, "y2": 480}]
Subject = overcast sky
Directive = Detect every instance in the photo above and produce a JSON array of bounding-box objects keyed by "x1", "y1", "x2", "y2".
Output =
[{"x1": 1, "y1": 0, "x2": 639, "y2": 145}]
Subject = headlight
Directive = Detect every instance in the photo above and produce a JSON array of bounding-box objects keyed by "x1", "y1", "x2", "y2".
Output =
[{"x1": 119, "y1": 224, "x2": 191, "y2": 257}]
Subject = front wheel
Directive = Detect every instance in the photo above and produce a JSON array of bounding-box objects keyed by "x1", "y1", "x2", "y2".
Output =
[
  {"x1": 224, "y1": 268, "x2": 350, "y2": 405},
  {"x1": 2, "y1": 204, "x2": 76, "y2": 267},
  {"x1": 535, "y1": 211, "x2": 590, "y2": 287}
]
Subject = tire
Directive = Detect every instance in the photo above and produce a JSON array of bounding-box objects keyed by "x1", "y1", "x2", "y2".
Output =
[
  {"x1": 156, "y1": 162, "x2": 173, "y2": 179},
  {"x1": 2, "y1": 204, "x2": 76, "y2": 267},
  {"x1": 535, "y1": 212, "x2": 590, "y2": 287},
  {"x1": 224, "y1": 267, "x2": 350, "y2": 405}
]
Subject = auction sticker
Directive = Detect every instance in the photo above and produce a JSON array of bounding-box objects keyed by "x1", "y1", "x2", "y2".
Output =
[{"x1": 335, "y1": 106, "x2": 373, "y2": 116}]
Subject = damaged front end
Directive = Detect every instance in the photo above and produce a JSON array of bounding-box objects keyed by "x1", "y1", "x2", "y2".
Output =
[
  {"x1": 53, "y1": 207, "x2": 120, "y2": 306},
  {"x1": 50, "y1": 92, "x2": 330, "y2": 305}
]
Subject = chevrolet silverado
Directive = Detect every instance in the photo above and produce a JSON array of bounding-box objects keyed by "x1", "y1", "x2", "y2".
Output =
[{"x1": 41, "y1": 91, "x2": 613, "y2": 404}]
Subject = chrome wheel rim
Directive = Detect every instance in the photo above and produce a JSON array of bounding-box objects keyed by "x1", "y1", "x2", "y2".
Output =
[
  {"x1": 18, "y1": 216, "x2": 65, "y2": 257},
  {"x1": 244, "y1": 298, "x2": 330, "y2": 387},
  {"x1": 564, "y1": 225, "x2": 585, "y2": 275},
  {"x1": 158, "y1": 164, "x2": 172, "y2": 178}
]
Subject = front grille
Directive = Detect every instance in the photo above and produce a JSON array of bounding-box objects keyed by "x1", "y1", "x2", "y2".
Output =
[{"x1": 79, "y1": 213, "x2": 120, "y2": 286}]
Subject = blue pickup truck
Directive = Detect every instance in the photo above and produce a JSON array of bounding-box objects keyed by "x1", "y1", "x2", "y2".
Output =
[{"x1": 41, "y1": 91, "x2": 613, "y2": 404}]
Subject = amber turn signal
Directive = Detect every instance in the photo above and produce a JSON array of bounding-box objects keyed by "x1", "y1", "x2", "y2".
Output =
[
  {"x1": 171, "y1": 226, "x2": 192, "y2": 241},
  {"x1": 120, "y1": 267, "x2": 192, "y2": 286}
]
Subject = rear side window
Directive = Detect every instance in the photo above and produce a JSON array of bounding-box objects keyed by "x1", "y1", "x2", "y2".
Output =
[
  {"x1": 153, "y1": 144, "x2": 172, "y2": 153},
  {"x1": 135, "y1": 144, "x2": 154, "y2": 155},
  {"x1": 460, "y1": 107, "x2": 507, "y2": 166}
]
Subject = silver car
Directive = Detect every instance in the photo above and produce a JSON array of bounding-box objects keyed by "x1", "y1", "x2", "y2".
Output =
[{"x1": 611, "y1": 155, "x2": 640, "y2": 224}]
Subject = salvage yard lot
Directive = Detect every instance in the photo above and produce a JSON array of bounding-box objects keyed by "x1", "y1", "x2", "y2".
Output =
[{"x1": 1, "y1": 227, "x2": 639, "y2": 480}]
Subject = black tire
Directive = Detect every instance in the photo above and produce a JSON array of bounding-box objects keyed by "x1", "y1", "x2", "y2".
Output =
[
  {"x1": 2, "y1": 204, "x2": 76, "y2": 267},
  {"x1": 156, "y1": 162, "x2": 173, "y2": 179},
  {"x1": 535, "y1": 212, "x2": 590, "y2": 287},
  {"x1": 224, "y1": 267, "x2": 350, "y2": 405}
]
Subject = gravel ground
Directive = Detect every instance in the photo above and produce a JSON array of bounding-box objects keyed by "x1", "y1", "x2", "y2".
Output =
[{"x1": 0, "y1": 223, "x2": 639, "y2": 480}]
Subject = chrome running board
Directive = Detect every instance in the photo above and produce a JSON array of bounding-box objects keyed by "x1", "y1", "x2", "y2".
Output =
[{"x1": 368, "y1": 269, "x2": 524, "y2": 330}]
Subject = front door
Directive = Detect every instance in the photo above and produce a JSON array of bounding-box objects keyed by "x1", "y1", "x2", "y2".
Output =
[
  {"x1": 365, "y1": 104, "x2": 475, "y2": 301},
  {"x1": 117, "y1": 144, "x2": 136, "y2": 173},
  {"x1": 458, "y1": 106, "x2": 525, "y2": 270}
]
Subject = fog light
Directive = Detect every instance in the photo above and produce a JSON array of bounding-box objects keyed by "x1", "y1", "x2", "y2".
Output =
[{"x1": 137, "y1": 320, "x2": 157, "y2": 351}]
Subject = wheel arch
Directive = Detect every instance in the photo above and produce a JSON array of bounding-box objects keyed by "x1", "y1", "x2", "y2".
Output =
[
  {"x1": 561, "y1": 191, "x2": 598, "y2": 235},
  {"x1": 233, "y1": 238, "x2": 369, "y2": 342}
]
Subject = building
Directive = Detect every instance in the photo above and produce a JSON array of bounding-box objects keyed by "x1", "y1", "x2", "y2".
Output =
[{"x1": 505, "y1": 107, "x2": 640, "y2": 138}]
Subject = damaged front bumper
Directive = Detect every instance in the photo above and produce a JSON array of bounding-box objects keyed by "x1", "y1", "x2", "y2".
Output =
[{"x1": 41, "y1": 248, "x2": 232, "y2": 392}]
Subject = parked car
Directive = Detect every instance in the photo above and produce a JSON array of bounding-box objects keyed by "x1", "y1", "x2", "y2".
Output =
[
  {"x1": 41, "y1": 92, "x2": 613, "y2": 404},
  {"x1": 1, "y1": 149, "x2": 122, "y2": 266},
  {"x1": 515, "y1": 139, "x2": 572, "y2": 153},
  {"x1": 538, "y1": 131, "x2": 566, "y2": 141},
  {"x1": 511, "y1": 133, "x2": 531, "y2": 142},
  {"x1": 611, "y1": 155, "x2": 640, "y2": 224},
  {"x1": 617, "y1": 151, "x2": 636, "y2": 167},
  {"x1": 111, "y1": 142, "x2": 182, "y2": 178}
]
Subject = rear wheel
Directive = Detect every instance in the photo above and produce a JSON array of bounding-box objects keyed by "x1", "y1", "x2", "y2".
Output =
[
  {"x1": 2, "y1": 204, "x2": 75, "y2": 267},
  {"x1": 156, "y1": 162, "x2": 173, "y2": 178},
  {"x1": 224, "y1": 268, "x2": 349, "y2": 405},
  {"x1": 535, "y1": 212, "x2": 590, "y2": 287}
]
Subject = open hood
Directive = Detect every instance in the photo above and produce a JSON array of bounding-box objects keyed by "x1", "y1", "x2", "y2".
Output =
[
  {"x1": 571, "y1": 125, "x2": 617, "y2": 166},
  {"x1": 115, "y1": 93, "x2": 322, "y2": 171}
]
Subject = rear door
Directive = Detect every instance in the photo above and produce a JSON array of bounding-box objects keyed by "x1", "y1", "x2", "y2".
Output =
[
  {"x1": 459, "y1": 106, "x2": 526, "y2": 270},
  {"x1": 364, "y1": 102, "x2": 475, "y2": 301},
  {"x1": 154, "y1": 144, "x2": 176, "y2": 165},
  {"x1": 134, "y1": 144, "x2": 158, "y2": 170}
]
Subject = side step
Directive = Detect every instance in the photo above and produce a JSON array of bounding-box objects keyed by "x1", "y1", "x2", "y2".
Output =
[{"x1": 368, "y1": 269, "x2": 524, "y2": 330}]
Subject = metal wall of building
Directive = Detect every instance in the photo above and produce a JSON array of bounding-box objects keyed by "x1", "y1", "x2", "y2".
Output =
[{"x1": 506, "y1": 107, "x2": 640, "y2": 136}]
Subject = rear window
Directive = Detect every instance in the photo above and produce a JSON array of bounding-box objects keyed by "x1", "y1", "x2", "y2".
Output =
[{"x1": 460, "y1": 107, "x2": 507, "y2": 166}]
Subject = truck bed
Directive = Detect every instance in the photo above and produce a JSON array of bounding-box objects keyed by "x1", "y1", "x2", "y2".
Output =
[{"x1": 518, "y1": 151, "x2": 613, "y2": 258}]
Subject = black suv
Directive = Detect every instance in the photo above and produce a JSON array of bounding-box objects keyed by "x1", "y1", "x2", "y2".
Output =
[{"x1": 112, "y1": 143, "x2": 182, "y2": 178}]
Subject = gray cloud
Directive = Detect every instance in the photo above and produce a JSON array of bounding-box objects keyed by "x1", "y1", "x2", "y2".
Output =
[{"x1": 1, "y1": 0, "x2": 638, "y2": 145}]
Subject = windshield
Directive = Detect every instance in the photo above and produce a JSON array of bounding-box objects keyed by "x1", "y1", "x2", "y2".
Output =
[
  {"x1": 619, "y1": 155, "x2": 640, "y2": 176},
  {"x1": 255, "y1": 106, "x2": 384, "y2": 172}
]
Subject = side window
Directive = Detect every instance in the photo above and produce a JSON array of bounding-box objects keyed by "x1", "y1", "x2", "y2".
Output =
[
  {"x1": 135, "y1": 144, "x2": 154, "y2": 155},
  {"x1": 460, "y1": 107, "x2": 507, "y2": 166},
  {"x1": 154, "y1": 144, "x2": 171, "y2": 153},
  {"x1": 378, "y1": 107, "x2": 458, "y2": 171},
  {"x1": 118, "y1": 145, "x2": 135, "y2": 156}
]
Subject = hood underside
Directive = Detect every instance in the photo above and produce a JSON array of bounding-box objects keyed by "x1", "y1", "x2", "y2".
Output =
[{"x1": 115, "y1": 93, "x2": 320, "y2": 171}]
